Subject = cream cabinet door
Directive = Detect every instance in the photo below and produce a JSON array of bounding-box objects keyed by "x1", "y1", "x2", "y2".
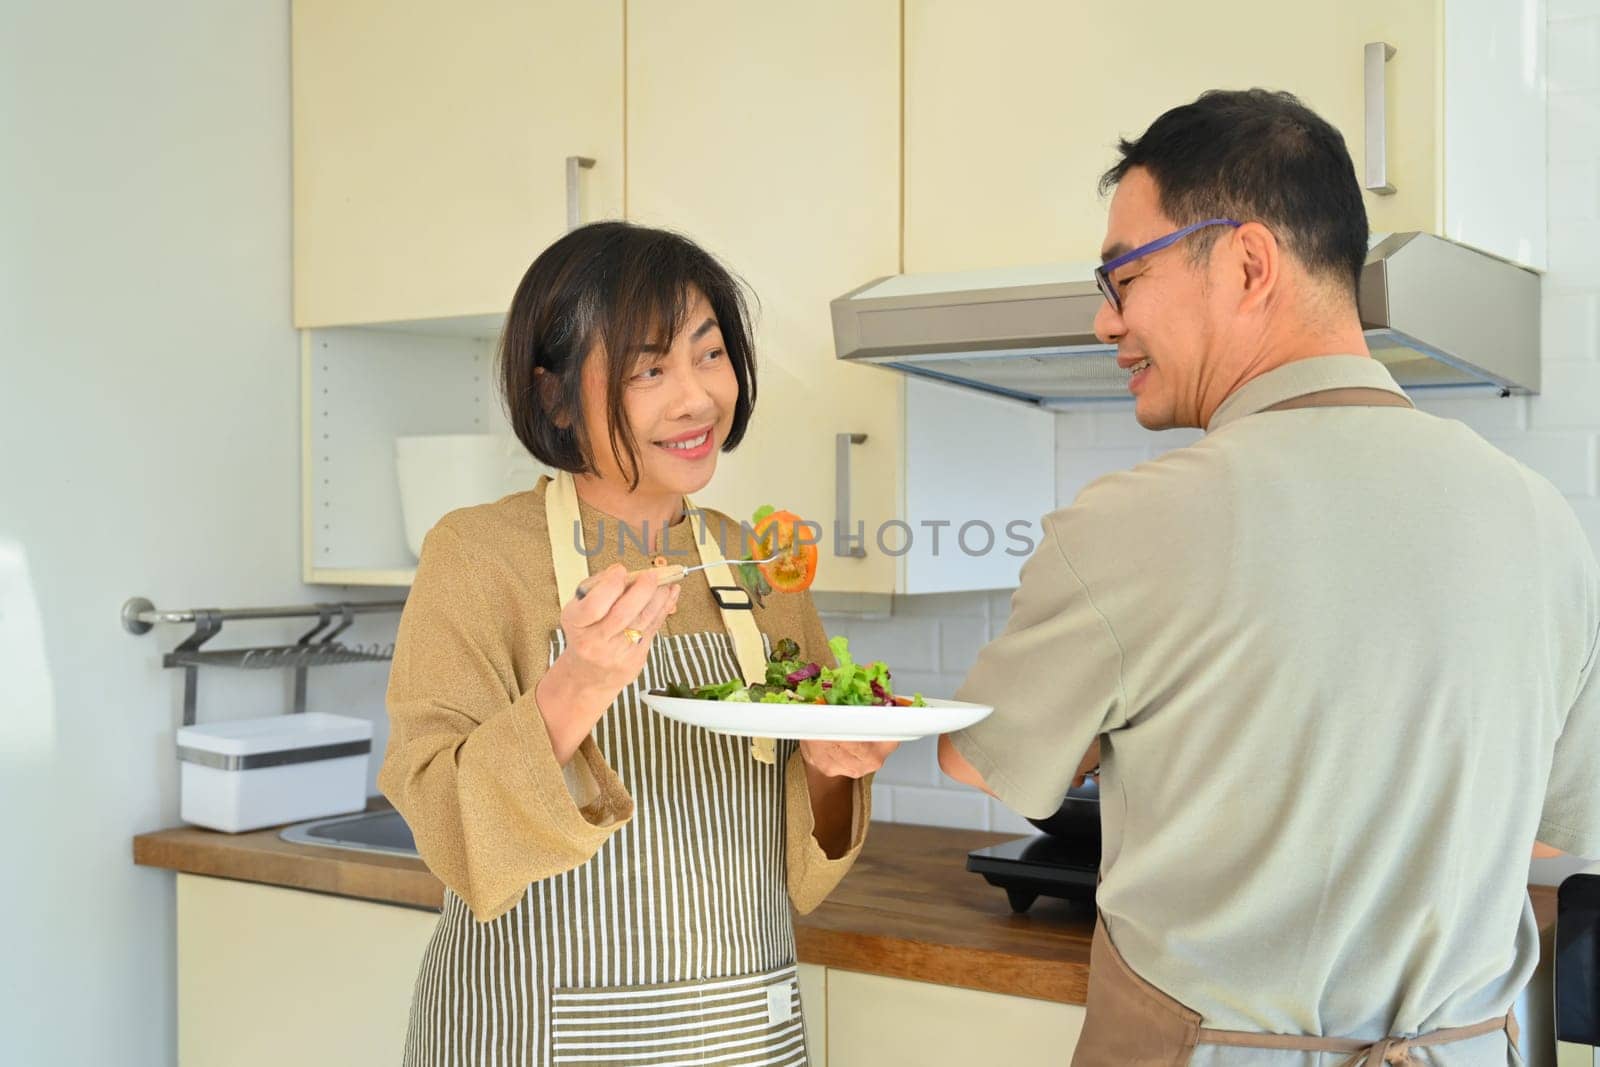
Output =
[
  {"x1": 626, "y1": 0, "x2": 903, "y2": 595},
  {"x1": 292, "y1": 0, "x2": 624, "y2": 326},
  {"x1": 827, "y1": 969, "x2": 1086, "y2": 1067},
  {"x1": 176, "y1": 874, "x2": 437, "y2": 1065},
  {"x1": 905, "y1": 0, "x2": 1440, "y2": 273},
  {"x1": 798, "y1": 962, "x2": 828, "y2": 1067}
]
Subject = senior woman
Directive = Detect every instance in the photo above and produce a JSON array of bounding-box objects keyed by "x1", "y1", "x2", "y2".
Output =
[{"x1": 380, "y1": 221, "x2": 893, "y2": 1066}]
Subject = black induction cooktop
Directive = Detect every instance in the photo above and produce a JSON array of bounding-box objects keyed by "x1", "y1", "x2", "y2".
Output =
[{"x1": 967, "y1": 834, "x2": 1099, "y2": 914}]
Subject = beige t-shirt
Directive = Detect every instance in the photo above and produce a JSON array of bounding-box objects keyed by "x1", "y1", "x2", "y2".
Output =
[{"x1": 954, "y1": 355, "x2": 1600, "y2": 1064}]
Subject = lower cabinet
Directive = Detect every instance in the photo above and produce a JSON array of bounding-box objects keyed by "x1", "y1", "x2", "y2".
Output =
[
  {"x1": 175, "y1": 875, "x2": 1082, "y2": 1066},
  {"x1": 797, "y1": 962, "x2": 829, "y2": 1066},
  {"x1": 822, "y1": 969, "x2": 1084, "y2": 1067},
  {"x1": 176, "y1": 874, "x2": 435, "y2": 1065}
]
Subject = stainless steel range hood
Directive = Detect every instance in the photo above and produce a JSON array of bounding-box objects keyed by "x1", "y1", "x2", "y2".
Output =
[{"x1": 831, "y1": 232, "x2": 1541, "y2": 405}]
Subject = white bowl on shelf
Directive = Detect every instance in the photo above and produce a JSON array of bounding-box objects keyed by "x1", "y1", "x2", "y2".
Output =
[{"x1": 395, "y1": 434, "x2": 547, "y2": 559}]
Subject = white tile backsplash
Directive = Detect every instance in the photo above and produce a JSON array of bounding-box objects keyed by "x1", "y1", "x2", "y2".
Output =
[
  {"x1": 988, "y1": 799, "x2": 1041, "y2": 835},
  {"x1": 1550, "y1": 158, "x2": 1600, "y2": 222},
  {"x1": 1542, "y1": 288, "x2": 1600, "y2": 360},
  {"x1": 1550, "y1": 92, "x2": 1600, "y2": 164},
  {"x1": 859, "y1": 9, "x2": 1600, "y2": 830},
  {"x1": 1412, "y1": 392, "x2": 1531, "y2": 435},
  {"x1": 1549, "y1": 14, "x2": 1600, "y2": 92},
  {"x1": 883, "y1": 669, "x2": 957, "y2": 702},
  {"x1": 1485, "y1": 433, "x2": 1598, "y2": 495},
  {"x1": 1551, "y1": 218, "x2": 1600, "y2": 288},
  {"x1": 829, "y1": 617, "x2": 939, "y2": 673},
  {"x1": 874, "y1": 735, "x2": 942, "y2": 788},
  {"x1": 889, "y1": 785, "x2": 992, "y2": 831},
  {"x1": 937, "y1": 617, "x2": 989, "y2": 677},
  {"x1": 1056, "y1": 446, "x2": 1146, "y2": 504},
  {"x1": 1529, "y1": 360, "x2": 1600, "y2": 428},
  {"x1": 870, "y1": 782, "x2": 895, "y2": 822}
]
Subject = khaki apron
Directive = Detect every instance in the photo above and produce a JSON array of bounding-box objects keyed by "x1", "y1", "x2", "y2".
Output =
[
  {"x1": 1072, "y1": 915, "x2": 1518, "y2": 1067},
  {"x1": 1071, "y1": 388, "x2": 1517, "y2": 1067},
  {"x1": 402, "y1": 472, "x2": 807, "y2": 1067}
]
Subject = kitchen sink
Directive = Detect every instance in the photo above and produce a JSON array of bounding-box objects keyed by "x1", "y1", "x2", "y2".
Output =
[{"x1": 280, "y1": 808, "x2": 417, "y2": 858}]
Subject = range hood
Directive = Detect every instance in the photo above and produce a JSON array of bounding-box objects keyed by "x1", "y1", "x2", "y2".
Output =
[{"x1": 832, "y1": 232, "x2": 1541, "y2": 405}]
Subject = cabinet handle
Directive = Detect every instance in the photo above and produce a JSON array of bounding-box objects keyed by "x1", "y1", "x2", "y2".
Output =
[
  {"x1": 1363, "y1": 42, "x2": 1397, "y2": 196},
  {"x1": 835, "y1": 432, "x2": 868, "y2": 559},
  {"x1": 566, "y1": 156, "x2": 596, "y2": 231}
]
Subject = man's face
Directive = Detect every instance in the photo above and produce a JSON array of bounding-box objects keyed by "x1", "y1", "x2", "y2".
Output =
[{"x1": 1093, "y1": 168, "x2": 1224, "y2": 431}]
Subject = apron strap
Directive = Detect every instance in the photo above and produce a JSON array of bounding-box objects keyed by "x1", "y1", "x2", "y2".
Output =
[
  {"x1": 682, "y1": 493, "x2": 770, "y2": 686},
  {"x1": 544, "y1": 471, "x2": 778, "y2": 762},
  {"x1": 683, "y1": 492, "x2": 776, "y2": 763},
  {"x1": 544, "y1": 470, "x2": 593, "y2": 607},
  {"x1": 1197, "y1": 1012, "x2": 1515, "y2": 1066}
]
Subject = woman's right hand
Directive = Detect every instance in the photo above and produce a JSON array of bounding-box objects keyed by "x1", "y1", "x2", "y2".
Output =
[{"x1": 535, "y1": 564, "x2": 679, "y2": 762}]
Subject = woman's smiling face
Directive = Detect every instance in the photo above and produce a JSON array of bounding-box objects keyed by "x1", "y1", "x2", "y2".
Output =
[{"x1": 579, "y1": 287, "x2": 740, "y2": 500}]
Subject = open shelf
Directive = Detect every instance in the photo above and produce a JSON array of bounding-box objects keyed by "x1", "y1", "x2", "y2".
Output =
[{"x1": 300, "y1": 318, "x2": 508, "y2": 587}]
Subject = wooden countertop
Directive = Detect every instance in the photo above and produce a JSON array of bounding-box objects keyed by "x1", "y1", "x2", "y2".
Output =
[{"x1": 133, "y1": 809, "x2": 1557, "y2": 1008}]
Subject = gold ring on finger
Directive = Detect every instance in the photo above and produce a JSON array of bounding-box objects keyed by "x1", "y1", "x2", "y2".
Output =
[{"x1": 623, "y1": 627, "x2": 644, "y2": 645}]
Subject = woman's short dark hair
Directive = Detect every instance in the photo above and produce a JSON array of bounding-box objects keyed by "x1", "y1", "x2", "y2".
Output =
[
  {"x1": 1100, "y1": 88, "x2": 1369, "y2": 300},
  {"x1": 498, "y1": 221, "x2": 758, "y2": 490}
]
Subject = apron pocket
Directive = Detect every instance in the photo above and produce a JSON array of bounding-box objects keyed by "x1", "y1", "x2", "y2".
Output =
[{"x1": 550, "y1": 963, "x2": 808, "y2": 1067}]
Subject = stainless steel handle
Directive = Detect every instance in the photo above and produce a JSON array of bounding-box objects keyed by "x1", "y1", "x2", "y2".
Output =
[
  {"x1": 1364, "y1": 42, "x2": 1397, "y2": 195},
  {"x1": 566, "y1": 156, "x2": 595, "y2": 231},
  {"x1": 835, "y1": 432, "x2": 868, "y2": 559}
]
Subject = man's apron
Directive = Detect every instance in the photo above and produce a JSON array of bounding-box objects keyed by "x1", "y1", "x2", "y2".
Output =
[
  {"x1": 402, "y1": 472, "x2": 804, "y2": 1067},
  {"x1": 1071, "y1": 914, "x2": 1517, "y2": 1066},
  {"x1": 1074, "y1": 388, "x2": 1516, "y2": 1067}
]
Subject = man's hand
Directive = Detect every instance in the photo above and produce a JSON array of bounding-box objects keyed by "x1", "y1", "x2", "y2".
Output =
[{"x1": 1072, "y1": 739, "x2": 1101, "y2": 788}]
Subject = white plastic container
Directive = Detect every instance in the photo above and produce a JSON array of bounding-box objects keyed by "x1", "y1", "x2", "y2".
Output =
[
  {"x1": 176, "y1": 712, "x2": 372, "y2": 833},
  {"x1": 395, "y1": 434, "x2": 547, "y2": 560}
]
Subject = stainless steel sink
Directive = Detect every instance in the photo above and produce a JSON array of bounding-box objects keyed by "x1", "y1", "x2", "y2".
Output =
[{"x1": 280, "y1": 808, "x2": 417, "y2": 858}]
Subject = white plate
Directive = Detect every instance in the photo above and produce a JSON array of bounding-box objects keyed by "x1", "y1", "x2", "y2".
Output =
[{"x1": 640, "y1": 693, "x2": 993, "y2": 742}]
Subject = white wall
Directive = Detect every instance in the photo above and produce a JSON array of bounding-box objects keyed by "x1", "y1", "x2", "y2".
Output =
[
  {"x1": 856, "y1": 0, "x2": 1600, "y2": 830},
  {"x1": 0, "y1": 4, "x2": 391, "y2": 1064}
]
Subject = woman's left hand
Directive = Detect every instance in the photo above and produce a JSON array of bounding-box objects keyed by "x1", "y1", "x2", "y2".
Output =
[{"x1": 798, "y1": 739, "x2": 899, "y2": 779}]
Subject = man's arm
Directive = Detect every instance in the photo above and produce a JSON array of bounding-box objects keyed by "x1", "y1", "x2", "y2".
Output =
[
  {"x1": 937, "y1": 734, "x2": 996, "y2": 796},
  {"x1": 1533, "y1": 842, "x2": 1565, "y2": 859},
  {"x1": 939, "y1": 736, "x2": 1102, "y2": 796},
  {"x1": 938, "y1": 508, "x2": 1124, "y2": 816}
]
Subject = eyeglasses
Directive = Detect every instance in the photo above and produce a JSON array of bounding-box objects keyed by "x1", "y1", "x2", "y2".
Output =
[{"x1": 1094, "y1": 218, "x2": 1242, "y2": 313}]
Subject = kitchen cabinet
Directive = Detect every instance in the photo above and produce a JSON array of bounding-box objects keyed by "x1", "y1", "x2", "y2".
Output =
[
  {"x1": 798, "y1": 962, "x2": 829, "y2": 1066},
  {"x1": 176, "y1": 874, "x2": 436, "y2": 1065},
  {"x1": 625, "y1": 0, "x2": 904, "y2": 596},
  {"x1": 825, "y1": 969, "x2": 1084, "y2": 1066},
  {"x1": 300, "y1": 319, "x2": 518, "y2": 586},
  {"x1": 294, "y1": 1, "x2": 1057, "y2": 595},
  {"x1": 904, "y1": 0, "x2": 1546, "y2": 274},
  {"x1": 290, "y1": 0, "x2": 624, "y2": 327},
  {"x1": 623, "y1": 0, "x2": 1056, "y2": 596},
  {"x1": 177, "y1": 879, "x2": 823, "y2": 1065},
  {"x1": 289, "y1": 3, "x2": 1545, "y2": 586},
  {"x1": 172, "y1": 874, "x2": 1076, "y2": 1067}
]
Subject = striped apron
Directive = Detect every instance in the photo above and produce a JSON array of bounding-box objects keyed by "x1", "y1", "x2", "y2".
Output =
[{"x1": 401, "y1": 474, "x2": 808, "y2": 1067}]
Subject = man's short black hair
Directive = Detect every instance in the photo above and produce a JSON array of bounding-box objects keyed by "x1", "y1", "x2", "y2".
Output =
[{"x1": 1100, "y1": 88, "x2": 1369, "y2": 300}]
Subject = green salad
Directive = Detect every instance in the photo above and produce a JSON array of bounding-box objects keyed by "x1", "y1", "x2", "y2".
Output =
[{"x1": 652, "y1": 635, "x2": 927, "y2": 707}]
